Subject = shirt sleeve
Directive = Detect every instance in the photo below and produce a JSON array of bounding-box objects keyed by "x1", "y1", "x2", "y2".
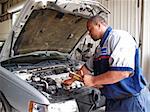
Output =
[{"x1": 108, "y1": 31, "x2": 137, "y2": 72}]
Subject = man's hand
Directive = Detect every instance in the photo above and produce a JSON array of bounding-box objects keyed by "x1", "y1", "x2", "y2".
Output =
[
  {"x1": 63, "y1": 78, "x2": 75, "y2": 86},
  {"x1": 62, "y1": 71, "x2": 83, "y2": 86},
  {"x1": 83, "y1": 74, "x2": 94, "y2": 87},
  {"x1": 62, "y1": 65, "x2": 92, "y2": 86},
  {"x1": 83, "y1": 74, "x2": 103, "y2": 88}
]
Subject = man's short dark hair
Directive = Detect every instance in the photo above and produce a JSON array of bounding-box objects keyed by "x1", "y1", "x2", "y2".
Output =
[{"x1": 88, "y1": 15, "x2": 107, "y2": 25}]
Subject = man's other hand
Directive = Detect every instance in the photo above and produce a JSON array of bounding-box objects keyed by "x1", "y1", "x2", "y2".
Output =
[{"x1": 83, "y1": 74, "x2": 103, "y2": 88}]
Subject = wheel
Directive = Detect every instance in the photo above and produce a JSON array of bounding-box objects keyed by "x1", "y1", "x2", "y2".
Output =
[{"x1": 0, "y1": 92, "x2": 11, "y2": 112}]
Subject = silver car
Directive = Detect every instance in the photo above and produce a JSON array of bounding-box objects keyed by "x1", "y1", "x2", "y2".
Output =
[{"x1": 0, "y1": 0, "x2": 109, "y2": 112}]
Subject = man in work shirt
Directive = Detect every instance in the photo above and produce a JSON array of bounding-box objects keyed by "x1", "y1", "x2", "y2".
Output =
[{"x1": 64, "y1": 15, "x2": 150, "y2": 112}]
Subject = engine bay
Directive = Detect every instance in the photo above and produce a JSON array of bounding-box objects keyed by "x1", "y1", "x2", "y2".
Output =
[{"x1": 1, "y1": 53, "x2": 105, "y2": 111}]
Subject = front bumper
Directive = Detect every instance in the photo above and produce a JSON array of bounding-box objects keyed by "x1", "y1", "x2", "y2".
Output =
[{"x1": 48, "y1": 99, "x2": 79, "y2": 112}]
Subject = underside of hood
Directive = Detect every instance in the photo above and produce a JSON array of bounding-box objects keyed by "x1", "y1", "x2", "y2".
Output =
[
  {"x1": 13, "y1": 9, "x2": 87, "y2": 55},
  {"x1": 0, "y1": 0, "x2": 110, "y2": 61}
]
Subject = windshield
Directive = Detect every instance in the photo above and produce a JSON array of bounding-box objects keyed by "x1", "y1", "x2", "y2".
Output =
[{"x1": 13, "y1": 9, "x2": 88, "y2": 55}]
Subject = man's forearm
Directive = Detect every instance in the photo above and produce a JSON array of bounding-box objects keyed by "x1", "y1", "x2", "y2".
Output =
[{"x1": 92, "y1": 71, "x2": 130, "y2": 86}]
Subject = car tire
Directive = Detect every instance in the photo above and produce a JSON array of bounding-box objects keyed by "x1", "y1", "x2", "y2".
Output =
[{"x1": 0, "y1": 92, "x2": 11, "y2": 112}]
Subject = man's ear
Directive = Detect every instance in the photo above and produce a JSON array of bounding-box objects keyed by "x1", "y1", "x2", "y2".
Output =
[{"x1": 97, "y1": 22, "x2": 101, "y2": 29}]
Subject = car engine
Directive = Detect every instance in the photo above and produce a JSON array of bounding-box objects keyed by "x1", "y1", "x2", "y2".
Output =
[{"x1": 2, "y1": 56, "x2": 105, "y2": 112}]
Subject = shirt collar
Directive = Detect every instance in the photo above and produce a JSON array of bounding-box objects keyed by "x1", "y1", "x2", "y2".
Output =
[{"x1": 100, "y1": 26, "x2": 112, "y2": 47}]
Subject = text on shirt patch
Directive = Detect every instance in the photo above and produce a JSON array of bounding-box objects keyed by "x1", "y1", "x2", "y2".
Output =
[{"x1": 101, "y1": 47, "x2": 107, "y2": 55}]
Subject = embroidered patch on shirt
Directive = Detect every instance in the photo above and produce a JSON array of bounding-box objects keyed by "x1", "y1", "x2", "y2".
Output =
[{"x1": 101, "y1": 48, "x2": 107, "y2": 55}]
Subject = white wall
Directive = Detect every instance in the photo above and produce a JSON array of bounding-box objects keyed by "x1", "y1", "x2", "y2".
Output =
[
  {"x1": 0, "y1": 0, "x2": 24, "y2": 41},
  {"x1": 0, "y1": 4, "x2": 2, "y2": 15},
  {"x1": 0, "y1": 20, "x2": 12, "y2": 41},
  {"x1": 142, "y1": 0, "x2": 150, "y2": 81},
  {"x1": 98, "y1": 0, "x2": 141, "y2": 42}
]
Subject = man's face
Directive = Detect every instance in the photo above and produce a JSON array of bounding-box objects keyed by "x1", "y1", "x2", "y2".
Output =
[{"x1": 87, "y1": 21, "x2": 101, "y2": 41}]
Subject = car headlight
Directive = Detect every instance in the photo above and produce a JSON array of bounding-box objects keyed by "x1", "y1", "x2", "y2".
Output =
[
  {"x1": 29, "y1": 101, "x2": 48, "y2": 112},
  {"x1": 29, "y1": 99, "x2": 79, "y2": 112}
]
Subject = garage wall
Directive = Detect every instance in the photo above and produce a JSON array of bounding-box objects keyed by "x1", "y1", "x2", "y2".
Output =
[
  {"x1": 0, "y1": 19, "x2": 11, "y2": 41},
  {"x1": 98, "y1": 0, "x2": 142, "y2": 42},
  {"x1": 142, "y1": 0, "x2": 150, "y2": 82},
  {"x1": 0, "y1": 4, "x2": 2, "y2": 15},
  {"x1": 0, "y1": 0, "x2": 24, "y2": 41}
]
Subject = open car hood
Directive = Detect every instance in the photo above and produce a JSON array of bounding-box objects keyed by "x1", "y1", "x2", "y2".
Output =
[{"x1": 0, "y1": 0, "x2": 110, "y2": 61}]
